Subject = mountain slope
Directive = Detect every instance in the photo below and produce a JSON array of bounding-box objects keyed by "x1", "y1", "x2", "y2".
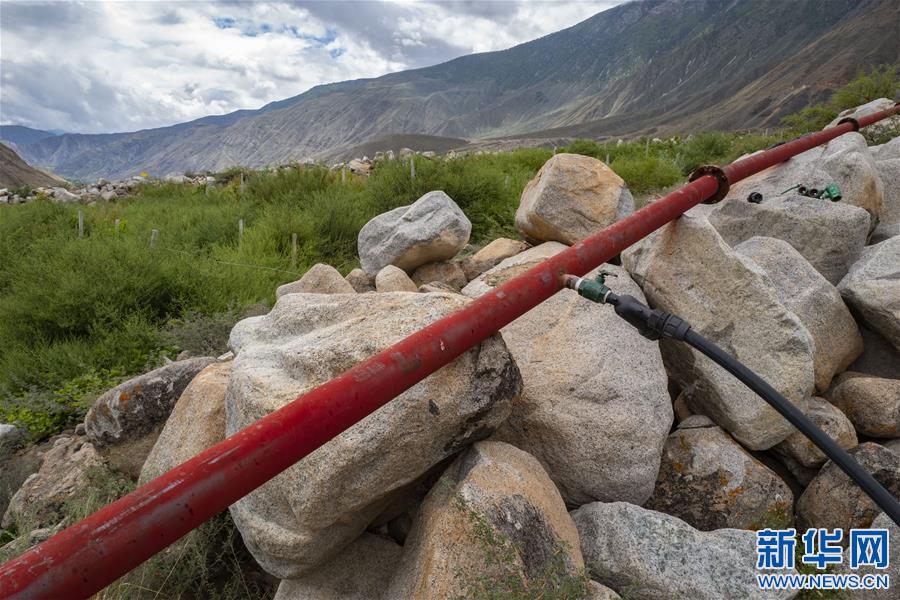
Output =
[
  {"x1": 0, "y1": 125, "x2": 59, "y2": 146},
  {"x1": 0, "y1": 143, "x2": 67, "y2": 188},
  {"x1": 16, "y1": 0, "x2": 900, "y2": 180}
]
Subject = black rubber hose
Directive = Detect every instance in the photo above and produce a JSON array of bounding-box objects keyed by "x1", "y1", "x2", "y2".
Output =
[{"x1": 683, "y1": 328, "x2": 900, "y2": 528}]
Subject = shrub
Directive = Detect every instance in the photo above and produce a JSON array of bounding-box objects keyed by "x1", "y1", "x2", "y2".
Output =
[
  {"x1": 612, "y1": 156, "x2": 683, "y2": 194},
  {"x1": 781, "y1": 64, "x2": 899, "y2": 136}
]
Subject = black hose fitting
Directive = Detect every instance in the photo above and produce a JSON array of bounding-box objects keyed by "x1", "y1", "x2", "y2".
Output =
[{"x1": 605, "y1": 292, "x2": 691, "y2": 341}]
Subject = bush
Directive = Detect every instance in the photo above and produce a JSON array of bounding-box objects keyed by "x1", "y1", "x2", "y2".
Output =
[
  {"x1": 612, "y1": 156, "x2": 683, "y2": 194},
  {"x1": 781, "y1": 64, "x2": 899, "y2": 136}
]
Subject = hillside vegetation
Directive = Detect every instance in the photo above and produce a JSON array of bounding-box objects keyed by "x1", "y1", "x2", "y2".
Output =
[{"x1": 1, "y1": 67, "x2": 897, "y2": 439}]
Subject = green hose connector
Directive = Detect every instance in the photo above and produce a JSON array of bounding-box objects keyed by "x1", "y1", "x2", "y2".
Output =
[
  {"x1": 563, "y1": 271, "x2": 616, "y2": 303},
  {"x1": 821, "y1": 184, "x2": 842, "y2": 201}
]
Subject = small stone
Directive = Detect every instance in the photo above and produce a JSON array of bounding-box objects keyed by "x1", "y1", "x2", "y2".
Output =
[
  {"x1": 646, "y1": 424, "x2": 794, "y2": 531},
  {"x1": 345, "y1": 268, "x2": 375, "y2": 293},
  {"x1": 773, "y1": 396, "x2": 857, "y2": 469},
  {"x1": 276, "y1": 263, "x2": 356, "y2": 297},
  {"x1": 2, "y1": 436, "x2": 105, "y2": 529},
  {"x1": 797, "y1": 443, "x2": 900, "y2": 533},
  {"x1": 410, "y1": 260, "x2": 467, "y2": 290},
  {"x1": 829, "y1": 373, "x2": 900, "y2": 438},
  {"x1": 461, "y1": 238, "x2": 529, "y2": 280},
  {"x1": 375, "y1": 265, "x2": 418, "y2": 292}
]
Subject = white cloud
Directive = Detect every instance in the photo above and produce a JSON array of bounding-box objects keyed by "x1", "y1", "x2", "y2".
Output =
[{"x1": 0, "y1": 0, "x2": 621, "y2": 133}]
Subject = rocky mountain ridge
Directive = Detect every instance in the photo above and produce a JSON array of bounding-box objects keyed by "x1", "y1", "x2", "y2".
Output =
[{"x1": 12, "y1": 0, "x2": 900, "y2": 180}]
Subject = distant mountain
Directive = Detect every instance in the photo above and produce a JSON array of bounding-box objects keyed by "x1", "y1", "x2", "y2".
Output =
[
  {"x1": 16, "y1": 0, "x2": 900, "y2": 180},
  {"x1": 0, "y1": 125, "x2": 60, "y2": 146},
  {"x1": 0, "y1": 143, "x2": 67, "y2": 188}
]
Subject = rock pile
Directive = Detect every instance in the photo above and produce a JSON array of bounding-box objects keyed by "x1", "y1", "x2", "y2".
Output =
[{"x1": 3, "y1": 99, "x2": 899, "y2": 600}]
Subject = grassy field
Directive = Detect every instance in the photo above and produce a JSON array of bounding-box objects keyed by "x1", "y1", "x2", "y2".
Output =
[{"x1": 0, "y1": 134, "x2": 784, "y2": 438}]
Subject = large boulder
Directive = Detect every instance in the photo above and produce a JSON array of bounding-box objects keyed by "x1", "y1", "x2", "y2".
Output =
[
  {"x1": 838, "y1": 237, "x2": 900, "y2": 351},
  {"x1": 646, "y1": 416, "x2": 793, "y2": 530},
  {"x1": 875, "y1": 158, "x2": 900, "y2": 226},
  {"x1": 708, "y1": 194, "x2": 871, "y2": 285},
  {"x1": 819, "y1": 132, "x2": 885, "y2": 220},
  {"x1": 84, "y1": 356, "x2": 215, "y2": 476},
  {"x1": 623, "y1": 213, "x2": 815, "y2": 450},
  {"x1": 735, "y1": 236, "x2": 862, "y2": 392},
  {"x1": 461, "y1": 238, "x2": 529, "y2": 280},
  {"x1": 829, "y1": 373, "x2": 900, "y2": 439},
  {"x1": 572, "y1": 502, "x2": 797, "y2": 600},
  {"x1": 139, "y1": 362, "x2": 232, "y2": 484},
  {"x1": 2, "y1": 436, "x2": 104, "y2": 529},
  {"x1": 464, "y1": 244, "x2": 672, "y2": 506},
  {"x1": 357, "y1": 191, "x2": 471, "y2": 275},
  {"x1": 773, "y1": 396, "x2": 857, "y2": 469},
  {"x1": 384, "y1": 441, "x2": 585, "y2": 599},
  {"x1": 515, "y1": 153, "x2": 634, "y2": 245},
  {"x1": 872, "y1": 136, "x2": 900, "y2": 161},
  {"x1": 276, "y1": 263, "x2": 355, "y2": 297},
  {"x1": 275, "y1": 534, "x2": 401, "y2": 600},
  {"x1": 226, "y1": 293, "x2": 521, "y2": 577},
  {"x1": 797, "y1": 443, "x2": 900, "y2": 533}
]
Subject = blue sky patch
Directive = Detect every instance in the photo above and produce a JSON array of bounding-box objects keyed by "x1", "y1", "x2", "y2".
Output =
[{"x1": 212, "y1": 16, "x2": 235, "y2": 29}]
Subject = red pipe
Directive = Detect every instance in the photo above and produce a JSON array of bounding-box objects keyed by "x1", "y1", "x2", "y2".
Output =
[{"x1": 2, "y1": 105, "x2": 897, "y2": 599}]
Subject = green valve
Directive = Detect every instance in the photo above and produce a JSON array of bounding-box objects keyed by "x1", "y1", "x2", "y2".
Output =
[
  {"x1": 821, "y1": 184, "x2": 842, "y2": 201},
  {"x1": 574, "y1": 271, "x2": 616, "y2": 303}
]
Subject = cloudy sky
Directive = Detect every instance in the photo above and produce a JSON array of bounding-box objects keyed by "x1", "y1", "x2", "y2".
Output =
[{"x1": 1, "y1": 0, "x2": 622, "y2": 134}]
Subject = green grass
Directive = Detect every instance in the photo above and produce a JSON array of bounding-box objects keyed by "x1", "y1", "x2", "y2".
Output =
[
  {"x1": 0, "y1": 151, "x2": 550, "y2": 438},
  {"x1": 1, "y1": 466, "x2": 274, "y2": 599}
]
